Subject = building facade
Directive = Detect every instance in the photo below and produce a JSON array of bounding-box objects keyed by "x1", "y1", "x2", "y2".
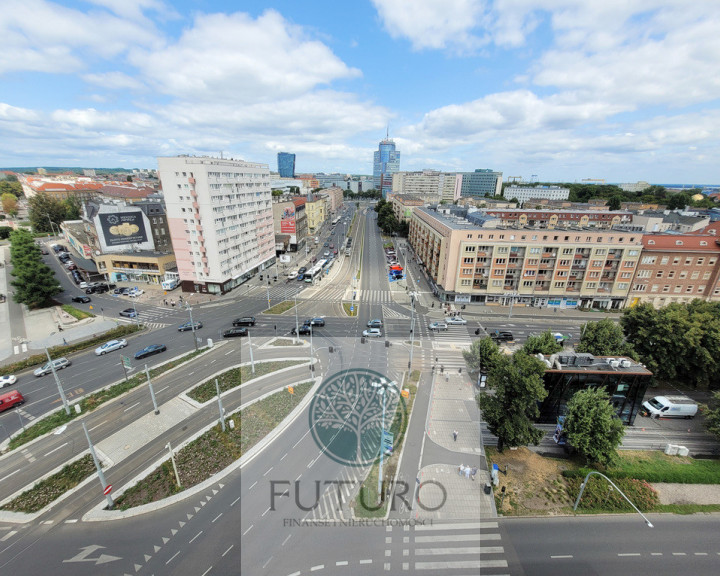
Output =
[
  {"x1": 158, "y1": 156, "x2": 274, "y2": 294},
  {"x1": 391, "y1": 170, "x2": 454, "y2": 203},
  {"x1": 483, "y1": 208, "x2": 632, "y2": 230},
  {"x1": 373, "y1": 138, "x2": 401, "y2": 198},
  {"x1": 408, "y1": 207, "x2": 643, "y2": 309},
  {"x1": 322, "y1": 186, "x2": 344, "y2": 214},
  {"x1": 504, "y1": 185, "x2": 570, "y2": 204},
  {"x1": 302, "y1": 195, "x2": 328, "y2": 234},
  {"x1": 390, "y1": 194, "x2": 425, "y2": 223},
  {"x1": 272, "y1": 198, "x2": 307, "y2": 252},
  {"x1": 457, "y1": 169, "x2": 503, "y2": 198},
  {"x1": 277, "y1": 152, "x2": 296, "y2": 178}
]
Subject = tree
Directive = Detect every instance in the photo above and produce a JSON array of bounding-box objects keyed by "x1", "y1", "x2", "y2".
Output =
[
  {"x1": 0, "y1": 180, "x2": 23, "y2": 197},
  {"x1": 703, "y1": 391, "x2": 720, "y2": 439},
  {"x1": 463, "y1": 337, "x2": 503, "y2": 376},
  {"x1": 0, "y1": 226, "x2": 12, "y2": 239},
  {"x1": 563, "y1": 388, "x2": 625, "y2": 466},
  {"x1": 9, "y1": 229, "x2": 61, "y2": 308},
  {"x1": 607, "y1": 195, "x2": 622, "y2": 211},
  {"x1": 27, "y1": 193, "x2": 67, "y2": 233},
  {"x1": 271, "y1": 189, "x2": 284, "y2": 197},
  {"x1": 1, "y1": 193, "x2": 18, "y2": 216},
  {"x1": 575, "y1": 318, "x2": 636, "y2": 358},
  {"x1": 666, "y1": 193, "x2": 689, "y2": 210},
  {"x1": 63, "y1": 195, "x2": 82, "y2": 220},
  {"x1": 476, "y1": 352, "x2": 548, "y2": 452},
  {"x1": 522, "y1": 330, "x2": 562, "y2": 355}
]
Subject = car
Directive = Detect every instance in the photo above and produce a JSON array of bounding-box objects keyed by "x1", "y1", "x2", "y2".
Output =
[
  {"x1": 71, "y1": 296, "x2": 91, "y2": 303},
  {"x1": 119, "y1": 308, "x2": 138, "y2": 318},
  {"x1": 367, "y1": 319, "x2": 383, "y2": 328},
  {"x1": 490, "y1": 331, "x2": 514, "y2": 342},
  {"x1": 85, "y1": 287, "x2": 96, "y2": 294},
  {"x1": 127, "y1": 288, "x2": 144, "y2": 297},
  {"x1": 296, "y1": 273, "x2": 306, "y2": 281},
  {"x1": 428, "y1": 321, "x2": 449, "y2": 331},
  {"x1": 65, "y1": 262, "x2": 76, "y2": 270},
  {"x1": 94, "y1": 284, "x2": 110, "y2": 293},
  {"x1": 287, "y1": 269, "x2": 299, "y2": 279},
  {"x1": 94, "y1": 339, "x2": 128, "y2": 356},
  {"x1": 306, "y1": 318, "x2": 325, "y2": 327},
  {"x1": 79, "y1": 281, "x2": 89, "y2": 289},
  {"x1": 362, "y1": 328, "x2": 382, "y2": 338},
  {"x1": 446, "y1": 316, "x2": 468, "y2": 325},
  {"x1": 333, "y1": 249, "x2": 338, "y2": 255},
  {"x1": 298, "y1": 267, "x2": 307, "y2": 275},
  {"x1": 290, "y1": 324, "x2": 312, "y2": 336},
  {"x1": 178, "y1": 320, "x2": 203, "y2": 332},
  {"x1": 233, "y1": 316, "x2": 256, "y2": 326},
  {"x1": 323, "y1": 242, "x2": 329, "y2": 247},
  {"x1": 0, "y1": 375, "x2": 17, "y2": 388},
  {"x1": 34, "y1": 357, "x2": 71, "y2": 377},
  {"x1": 134, "y1": 344, "x2": 167, "y2": 360},
  {"x1": 223, "y1": 327, "x2": 248, "y2": 338},
  {"x1": 329, "y1": 243, "x2": 334, "y2": 249},
  {"x1": 114, "y1": 287, "x2": 131, "y2": 295},
  {"x1": 324, "y1": 250, "x2": 330, "y2": 257}
]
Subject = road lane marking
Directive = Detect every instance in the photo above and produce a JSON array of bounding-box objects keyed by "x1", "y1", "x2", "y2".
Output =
[
  {"x1": 248, "y1": 480, "x2": 258, "y2": 490},
  {"x1": 166, "y1": 551, "x2": 180, "y2": 564},
  {"x1": 359, "y1": 559, "x2": 372, "y2": 564},
  {"x1": 551, "y1": 555, "x2": 573, "y2": 559},
  {"x1": 282, "y1": 534, "x2": 292, "y2": 546},
  {"x1": 264, "y1": 467, "x2": 273, "y2": 476},
  {"x1": 0, "y1": 469, "x2": 20, "y2": 483},
  {"x1": 243, "y1": 525, "x2": 253, "y2": 536},
  {"x1": 336, "y1": 561, "x2": 348, "y2": 566},
  {"x1": 0, "y1": 531, "x2": 17, "y2": 542},
  {"x1": 262, "y1": 507, "x2": 271, "y2": 517},
  {"x1": 158, "y1": 386, "x2": 170, "y2": 393},
  {"x1": 123, "y1": 401, "x2": 141, "y2": 412},
  {"x1": 88, "y1": 422, "x2": 106, "y2": 432},
  {"x1": 43, "y1": 442, "x2": 68, "y2": 457},
  {"x1": 672, "y1": 552, "x2": 686, "y2": 556},
  {"x1": 222, "y1": 545, "x2": 233, "y2": 557},
  {"x1": 231, "y1": 496, "x2": 241, "y2": 506},
  {"x1": 212, "y1": 513, "x2": 223, "y2": 523},
  {"x1": 310, "y1": 565, "x2": 324, "y2": 571},
  {"x1": 618, "y1": 553, "x2": 641, "y2": 557},
  {"x1": 201, "y1": 567, "x2": 212, "y2": 576},
  {"x1": 189, "y1": 531, "x2": 203, "y2": 543},
  {"x1": 280, "y1": 453, "x2": 288, "y2": 461}
]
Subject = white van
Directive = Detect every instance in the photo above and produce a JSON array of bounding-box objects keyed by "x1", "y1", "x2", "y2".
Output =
[
  {"x1": 642, "y1": 395, "x2": 698, "y2": 419},
  {"x1": 287, "y1": 269, "x2": 298, "y2": 279}
]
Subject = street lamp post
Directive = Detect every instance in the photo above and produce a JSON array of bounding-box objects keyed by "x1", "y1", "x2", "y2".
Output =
[
  {"x1": 294, "y1": 290, "x2": 300, "y2": 344},
  {"x1": 45, "y1": 348, "x2": 70, "y2": 416},
  {"x1": 371, "y1": 379, "x2": 397, "y2": 504},
  {"x1": 246, "y1": 329, "x2": 256, "y2": 374},
  {"x1": 186, "y1": 304, "x2": 198, "y2": 351},
  {"x1": 574, "y1": 470, "x2": 654, "y2": 528},
  {"x1": 46, "y1": 215, "x2": 58, "y2": 237},
  {"x1": 408, "y1": 292, "x2": 416, "y2": 370},
  {"x1": 132, "y1": 299, "x2": 139, "y2": 327}
]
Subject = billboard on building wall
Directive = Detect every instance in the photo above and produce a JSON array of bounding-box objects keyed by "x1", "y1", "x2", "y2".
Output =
[
  {"x1": 280, "y1": 206, "x2": 296, "y2": 234},
  {"x1": 97, "y1": 212, "x2": 149, "y2": 247}
]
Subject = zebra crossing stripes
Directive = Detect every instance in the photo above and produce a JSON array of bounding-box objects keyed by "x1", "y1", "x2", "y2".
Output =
[
  {"x1": 382, "y1": 304, "x2": 409, "y2": 320},
  {"x1": 309, "y1": 467, "x2": 364, "y2": 521},
  {"x1": 410, "y1": 521, "x2": 508, "y2": 573}
]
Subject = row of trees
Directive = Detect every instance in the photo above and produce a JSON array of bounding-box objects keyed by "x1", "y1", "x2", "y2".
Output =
[
  {"x1": 374, "y1": 199, "x2": 409, "y2": 236},
  {"x1": 28, "y1": 193, "x2": 82, "y2": 234},
  {"x1": 9, "y1": 229, "x2": 62, "y2": 308},
  {"x1": 343, "y1": 189, "x2": 382, "y2": 200}
]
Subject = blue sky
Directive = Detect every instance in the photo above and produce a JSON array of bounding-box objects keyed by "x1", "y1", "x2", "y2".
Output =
[{"x1": 1, "y1": 1, "x2": 719, "y2": 184}]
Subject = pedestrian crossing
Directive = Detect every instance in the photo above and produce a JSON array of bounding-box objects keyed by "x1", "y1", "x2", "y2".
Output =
[
  {"x1": 308, "y1": 467, "x2": 365, "y2": 521},
  {"x1": 432, "y1": 325, "x2": 474, "y2": 349},
  {"x1": 430, "y1": 343, "x2": 468, "y2": 371},
  {"x1": 403, "y1": 521, "x2": 509, "y2": 574},
  {"x1": 382, "y1": 304, "x2": 409, "y2": 320}
]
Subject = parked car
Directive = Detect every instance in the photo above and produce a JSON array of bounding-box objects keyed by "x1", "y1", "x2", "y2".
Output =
[
  {"x1": 324, "y1": 250, "x2": 330, "y2": 257},
  {"x1": 306, "y1": 318, "x2": 325, "y2": 327},
  {"x1": 428, "y1": 322, "x2": 449, "y2": 331},
  {"x1": 290, "y1": 324, "x2": 312, "y2": 336},
  {"x1": 287, "y1": 269, "x2": 299, "y2": 279},
  {"x1": 85, "y1": 287, "x2": 97, "y2": 294},
  {"x1": 94, "y1": 284, "x2": 110, "y2": 293},
  {"x1": 233, "y1": 317, "x2": 256, "y2": 326},
  {"x1": 490, "y1": 331, "x2": 514, "y2": 342},
  {"x1": 367, "y1": 319, "x2": 383, "y2": 328},
  {"x1": 95, "y1": 339, "x2": 128, "y2": 356},
  {"x1": 223, "y1": 327, "x2": 248, "y2": 338},
  {"x1": 362, "y1": 328, "x2": 383, "y2": 338},
  {"x1": 446, "y1": 316, "x2": 468, "y2": 325},
  {"x1": 119, "y1": 308, "x2": 138, "y2": 318},
  {"x1": 34, "y1": 357, "x2": 71, "y2": 377},
  {"x1": 79, "y1": 282, "x2": 89, "y2": 289},
  {"x1": 127, "y1": 288, "x2": 144, "y2": 298},
  {"x1": 134, "y1": 344, "x2": 167, "y2": 360},
  {"x1": 333, "y1": 249, "x2": 338, "y2": 255},
  {"x1": 114, "y1": 287, "x2": 131, "y2": 295},
  {"x1": 0, "y1": 375, "x2": 17, "y2": 389},
  {"x1": 323, "y1": 242, "x2": 329, "y2": 247},
  {"x1": 178, "y1": 320, "x2": 203, "y2": 332},
  {"x1": 71, "y1": 296, "x2": 91, "y2": 303}
]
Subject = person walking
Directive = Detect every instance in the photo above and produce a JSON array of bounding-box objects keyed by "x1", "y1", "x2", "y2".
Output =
[
  {"x1": 470, "y1": 467, "x2": 478, "y2": 481},
  {"x1": 452, "y1": 430, "x2": 458, "y2": 442}
]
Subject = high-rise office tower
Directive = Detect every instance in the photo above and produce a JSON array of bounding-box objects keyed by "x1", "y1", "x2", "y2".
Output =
[
  {"x1": 158, "y1": 156, "x2": 275, "y2": 295},
  {"x1": 277, "y1": 152, "x2": 296, "y2": 178},
  {"x1": 373, "y1": 137, "x2": 400, "y2": 198}
]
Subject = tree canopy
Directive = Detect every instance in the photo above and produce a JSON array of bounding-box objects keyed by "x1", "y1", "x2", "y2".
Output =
[
  {"x1": 462, "y1": 337, "x2": 503, "y2": 376},
  {"x1": 9, "y1": 229, "x2": 61, "y2": 308},
  {"x1": 521, "y1": 330, "x2": 563, "y2": 355},
  {"x1": 476, "y1": 352, "x2": 548, "y2": 452},
  {"x1": 575, "y1": 318, "x2": 636, "y2": 359},
  {"x1": 27, "y1": 193, "x2": 69, "y2": 233},
  {"x1": 374, "y1": 198, "x2": 409, "y2": 236},
  {"x1": 1, "y1": 193, "x2": 18, "y2": 216},
  {"x1": 563, "y1": 388, "x2": 625, "y2": 466}
]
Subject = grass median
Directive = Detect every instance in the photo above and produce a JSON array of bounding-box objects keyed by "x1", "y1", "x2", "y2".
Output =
[
  {"x1": 114, "y1": 380, "x2": 315, "y2": 510},
  {"x1": 187, "y1": 360, "x2": 307, "y2": 404},
  {"x1": 264, "y1": 300, "x2": 296, "y2": 314},
  {"x1": 7, "y1": 347, "x2": 206, "y2": 452}
]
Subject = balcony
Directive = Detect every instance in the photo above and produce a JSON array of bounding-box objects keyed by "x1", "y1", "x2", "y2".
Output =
[{"x1": 188, "y1": 177, "x2": 196, "y2": 185}]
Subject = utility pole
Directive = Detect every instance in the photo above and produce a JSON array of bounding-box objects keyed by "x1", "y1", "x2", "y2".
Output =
[
  {"x1": 82, "y1": 422, "x2": 113, "y2": 509},
  {"x1": 46, "y1": 348, "x2": 70, "y2": 415},
  {"x1": 186, "y1": 304, "x2": 198, "y2": 351},
  {"x1": 409, "y1": 293, "x2": 416, "y2": 370},
  {"x1": 294, "y1": 290, "x2": 300, "y2": 344},
  {"x1": 145, "y1": 364, "x2": 159, "y2": 415},
  {"x1": 247, "y1": 328, "x2": 255, "y2": 374},
  {"x1": 216, "y1": 379, "x2": 226, "y2": 432}
]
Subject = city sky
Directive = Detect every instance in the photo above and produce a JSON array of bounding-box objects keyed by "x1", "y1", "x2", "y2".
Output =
[{"x1": 1, "y1": 1, "x2": 719, "y2": 184}]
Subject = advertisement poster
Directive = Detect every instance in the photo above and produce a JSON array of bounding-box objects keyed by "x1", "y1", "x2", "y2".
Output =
[
  {"x1": 280, "y1": 207, "x2": 296, "y2": 234},
  {"x1": 98, "y1": 212, "x2": 148, "y2": 247}
]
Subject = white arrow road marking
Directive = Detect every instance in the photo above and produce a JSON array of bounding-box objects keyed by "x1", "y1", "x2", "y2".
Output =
[{"x1": 63, "y1": 545, "x2": 121, "y2": 565}]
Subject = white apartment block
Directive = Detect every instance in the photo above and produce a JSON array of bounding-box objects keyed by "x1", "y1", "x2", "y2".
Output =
[
  {"x1": 619, "y1": 181, "x2": 651, "y2": 193},
  {"x1": 505, "y1": 185, "x2": 570, "y2": 204},
  {"x1": 392, "y1": 170, "x2": 457, "y2": 203},
  {"x1": 158, "y1": 156, "x2": 275, "y2": 295}
]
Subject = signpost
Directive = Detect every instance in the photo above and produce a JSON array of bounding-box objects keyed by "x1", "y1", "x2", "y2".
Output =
[
  {"x1": 120, "y1": 355, "x2": 132, "y2": 381},
  {"x1": 103, "y1": 484, "x2": 113, "y2": 495}
]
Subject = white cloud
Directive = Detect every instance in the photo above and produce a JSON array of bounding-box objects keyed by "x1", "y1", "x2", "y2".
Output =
[
  {"x1": 82, "y1": 72, "x2": 146, "y2": 91},
  {"x1": 131, "y1": 10, "x2": 361, "y2": 104},
  {"x1": 371, "y1": 0, "x2": 489, "y2": 52}
]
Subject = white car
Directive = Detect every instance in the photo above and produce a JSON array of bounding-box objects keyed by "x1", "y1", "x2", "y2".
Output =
[
  {"x1": 446, "y1": 316, "x2": 468, "y2": 325},
  {"x1": 94, "y1": 339, "x2": 128, "y2": 356},
  {"x1": 287, "y1": 269, "x2": 298, "y2": 279},
  {"x1": 0, "y1": 375, "x2": 17, "y2": 388},
  {"x1": 428, "y1": 321, "x2": 449, "y2": 331},
  {"x1": 127, "y1": 288, "x2": 144, "y2": 297},
  {"x1": 34, "y1": 357, "x2": 71, "y2": 377},
  {"x1": 362, "y1": 328, "x2": 383, "y2": 338}
]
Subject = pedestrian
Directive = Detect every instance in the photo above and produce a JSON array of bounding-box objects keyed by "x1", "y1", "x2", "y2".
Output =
[
  {"x1": 62, "y1": 338, "x2": 67, "y2": 346},
  {"x1": 470, "y1": 467, "x2": 478, "y2": 481},
  {"x1": 458, "y1": 464, "x2": 465, "y2": 476},
  {"x1": 465, "y1": 466, "x2": 471, "y2": 479},
  {"x1": 58, "y1": 324, "x2": 63, "y2": 332},
  {"x1": 171, "y1": 299, "x2": 175, "y2": 307},
  {"x1": 452, "y1": 430, "x2": 458, "y2": 442},
  {"x1": 164, "y1": 299, "x2": 168, "y2": 306}
]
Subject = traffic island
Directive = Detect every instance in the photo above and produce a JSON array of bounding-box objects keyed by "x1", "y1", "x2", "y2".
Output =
[{"x1": 263, "y1": 300, "x2": 296, "y2": 314}]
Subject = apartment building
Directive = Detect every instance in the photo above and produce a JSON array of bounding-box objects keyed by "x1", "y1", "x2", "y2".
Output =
[
  {"x1": 629, "y1": 234, "x2": 720, "y2": 307},
  {"x1": 504, "y1": 185, "x2": 570, "y2": 204},
  {"x1": 272, "y1": 197, "x2": 307, "y2": 252},
  {"x1": 322, "y1": 186, "x2": 344, "y2": 214},
  {"x1": 390, "y1": 194, "x2": 425, "y2": 223},
  {"x1": 483, "y1": 208, "x2": 633, "y2": 230},
  {"x1": 302, "y1": 195, "x2": 328, "y2": 234},
  {"x1": 158, "y1": 156, "x2": 274, "y2": 295},
  {"x1": 456, "y1": 169, "x2": 503, "y2": 198},
  {"x1": 391, "y1": 170, "x2": 457, "y2": 203},
  {"x1": 409, "y1": 207, "x2": 642, "y2": 309}
]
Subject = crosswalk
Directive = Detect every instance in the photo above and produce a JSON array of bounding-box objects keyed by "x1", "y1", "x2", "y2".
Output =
[
  {"x1": 243, "y1": 284, "x2": 398, "y2": 305},
  {"x1": 308, "y1": 467, "x2": 366, "y2": 521},
  {"x1": 403, "y1": 521, "x2": 509, "y2": 574},
  {"x1": 118, "y1": 306, "x2": 174, "y2": 330},
  {"x1": 382, "y1": 304, "x2": 409, "y2": 320}
]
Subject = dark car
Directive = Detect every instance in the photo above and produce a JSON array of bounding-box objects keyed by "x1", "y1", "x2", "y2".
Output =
[
  {"x1": 58, "y1": 254, "x2": 71, "y2": 263},
  {"x1": 290, "y1": 324, "x2": 312, "y2": 336},
  {"x1": 306, "y1": 318, "x2": 325, "y2": 327},
  {"x1": 114, "y1": 287, "x2": 131, "y2": 295},
  {"x1": 298, "y1": 267, "x2": 307, "y2": 275},
  {"x1": 223, "y1": 327, "x2": 248, "y2": 338},
  {"x1": 71, "y1": 296, "x2": 91, "y2": 303},
  {"x1": 323, "y1": 242, "x2": 329, "y2": 247},
  {"x1": 490, "y1": 331, "x2": 514, "y2": 342},
  {"x1": 233, "y1": 317, "x2": 256, "y2": 326},
  {"x1": 178, "y1": 320, "x2": 203, "y2": 332},
  {"x1": 85, "y1": 286, "x2": 96, "y2": 294},
  {"x1": 94, "y1": 284, "x2": 110, "y2": 293},
  {"x1": 119, "y1": 308, "x2": 138, "y2": 318},
  {"x1": 134, "y1": 344, "x2": 167, "y2": 360}
]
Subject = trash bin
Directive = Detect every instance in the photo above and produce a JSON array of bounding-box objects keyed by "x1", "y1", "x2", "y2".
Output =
[{"x1": 484, "y1": 483, "x2": 491, "y2": 495}]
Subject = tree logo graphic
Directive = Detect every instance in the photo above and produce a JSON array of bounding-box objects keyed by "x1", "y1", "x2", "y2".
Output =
[{"x1": 309, "y1": 368, "x2": 406, "y2": 467}]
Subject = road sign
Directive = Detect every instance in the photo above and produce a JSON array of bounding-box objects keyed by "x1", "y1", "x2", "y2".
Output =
[
  {"x1": 350, "y1": 305, "x2": 354, "y2": 312},
  {"x1": 103, "y1": 484, "x2": 113, "y2": 495},
  {"x1": 121, "y1": 355, "x2": 132, "y2": 369},
  {"x1": 382, "y1": 430, "x2": 394, "y2": 452},
  {"x1": 288, "y1": 386, "x2": 294, "y2": 394}
]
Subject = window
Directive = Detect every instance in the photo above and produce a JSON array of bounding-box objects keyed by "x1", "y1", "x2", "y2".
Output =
[
  {"x1": 591, "y1": 260, "x2": 603, "y2": 268},
  {"x1": 529, "y1": 247, "x2": 541, "y2": 254},
  {"x1": 462, "y1": 268, "x2": 473, "y2": 275},
  {"x1": 460, "y1": 279, "x2": 471, "y2": 286},
  {"x1": 617, "y1": 283, "x2": 629, "y2": 290},
  {"x1": 495, "y1": 258, "x2": 506, "y2": 264},
  {"x1": 628, "y1": 250, "x2": 639, "y2": 256},
  {"x1": 641, "y1": 256, "x2": 656, "y2": 265},
  {"x1": 674, "y1": 285, "x2": 682, "y2": 293},
  {"x1": 697, "y1": 257, "x2": 705, "y2": 265},
  {"x1": 662, "y1": 285, "x2": 670, "y2": 293},
  {"x1": 679, "y1": 271, "x2": 688, "y2": 279},
  {"x1": 686, "y1": 286, "x2": 694, "y2": 293},
  {"x1": 651, "y1": 285, "x2": 659, "y2": 292},
  {"x1": 633, "y1": 284, "x2": 647, "y2": 292},
  {"x1": 465, "y1": 246, "x2": 476, "y2": 252},
  {"x1": 668, "y1": 271, "x2": 675, "y2": 278},
  {"x1": 562, "y1": 248, "x2": 574, "y2": 255},
  {"x1": 588, "y1": 271, "x2": 600, "y2": 278},
  {"x1": 554, "y1": 281, "x2": 565, "y2": 288},
  {"x1": 524, "y1": 270, "x2": 536, "y2": 276},
  {"x1": 703, "y1": 272, "x2": 711, "y2": 280},
  {"x1": 691, "y1": 271, "x2": 699, "y2": 280},
  {"x1": 620, "y1": 271, "x2": 633, "y2": 279},
  {"x1": 463, "y1": 257, "x2": 473, "y2": 263},
  {"x1": 685, "y1": 258, "x2": 692, "y2": 266},
  {"x1": 559, "y1": 259, "x2": 570, "y2": 266},
  {"x1": 656, "y1": 270, "x2": 664, "y2": 278},
  {"x1": 586, "y1": 282, "x2": 597, "y2": 288},
  {"x1": 660, "y1": 256, "x2": 669, "y2": 265},
  {"x1": 595, "y1": 248, "x2": 606, "y2": 255},
  {"x1": 698, "y1": 286, "x2": 705, "y2": 293},
  {"x1": 492, "y1": 280, "x2": 503, "y2": 287},
  {"x1": 557, "y1": 271, "x2": 568, "y2": 277},
  {"x1": 623, "y1": 261, "x2": 635, "y2": 268},
  {"x1": 673, "y1": 257, "x2": 680, "y2": 265}
]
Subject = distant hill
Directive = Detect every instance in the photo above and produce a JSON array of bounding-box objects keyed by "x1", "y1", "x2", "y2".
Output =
[{"x1": 1, "y1": 167, "x2": 140, "y2": 174}]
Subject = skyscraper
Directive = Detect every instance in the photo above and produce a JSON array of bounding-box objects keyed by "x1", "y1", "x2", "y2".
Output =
[
  {"x1": 277, "y1": 152, "x2": 296, "y2": 178},
  {"x1": 373, "y1": 137, "x2": 400, "y2": 198}
]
